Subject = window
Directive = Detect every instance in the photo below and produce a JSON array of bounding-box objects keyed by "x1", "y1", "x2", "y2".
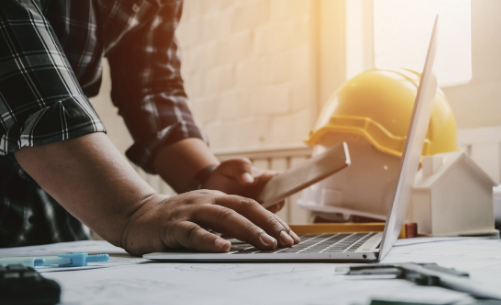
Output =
[{"x1": 346, "y1": 0, "x2": 472, "y2": 87}]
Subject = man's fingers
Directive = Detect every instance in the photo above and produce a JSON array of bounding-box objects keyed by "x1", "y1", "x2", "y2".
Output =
[
  {"x1": 219, "y1": 158, "x2": 255, "y2": 185},
  {"x1": 215, "y1": 196, "x2": 298, "y2": 247},
  {"x1": 254, "y1": 171, "x2": 275, "y2": 183},
  {"x1": 271, "y1": 209, "x2": 301, "y2": 244},
  {"x1": 241, "y1": 172, "x2": 254, "y2": 184},
  {"x1": 172, "y1": 221, "x2": 231, "y2": 252},
  {"x1": 267, "y1": 200, "x2": 285, "y2": 214},
  {"x1": 191, "y1": 205, "x2": 278, "y2": 250}
]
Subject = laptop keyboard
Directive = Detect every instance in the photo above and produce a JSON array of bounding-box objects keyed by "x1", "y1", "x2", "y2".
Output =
[{"x1": 230, "y1": 232, "x2": 377, "y2": 254}]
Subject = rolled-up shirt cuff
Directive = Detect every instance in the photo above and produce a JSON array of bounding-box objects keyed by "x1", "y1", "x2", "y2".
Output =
[
  {"x1": 0, "y1": 97, "x2": 106, "y2": 156},
  {"x1": 126, "y1": 121, "x2": 205, "y2": 174}
]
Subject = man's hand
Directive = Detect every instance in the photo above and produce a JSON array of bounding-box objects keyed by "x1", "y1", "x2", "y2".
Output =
[
  {"x1": 202, "y1": 158, "x2": 285, "y2": 213},
  {"x1": 153, "y1": 139, "x2": 285, "y2": 213},
  {"x1": 122, "y1": 190, "x2": 299, "y2": 256},
  {"x1": 15, "y1": 133, "x2": 300, "y2": 256}
]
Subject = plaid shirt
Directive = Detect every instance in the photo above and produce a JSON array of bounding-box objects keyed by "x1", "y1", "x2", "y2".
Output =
[{"x1": 0, "y1": 0, "x2": 202, "y2": 247}]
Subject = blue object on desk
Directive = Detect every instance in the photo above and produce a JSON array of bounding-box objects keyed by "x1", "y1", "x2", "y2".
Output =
[
  {"x1": 0, "y1": 257, "x2": 46, "y2": 267},
  {"x1": 0, "y1": 252, "x2": 109, "y2": 268},
  {"x1": 55, "y1": 252, "x2": 109, "y2": 267}
]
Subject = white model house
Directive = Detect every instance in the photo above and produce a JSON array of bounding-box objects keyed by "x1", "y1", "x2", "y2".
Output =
[{"x1": 410, "y1": 151, "x2": 497, "y2": 236}]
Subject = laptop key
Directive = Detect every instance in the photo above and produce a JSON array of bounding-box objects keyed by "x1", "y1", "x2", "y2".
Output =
[
  {"x1": 227, "y1": 232, "x2": 376, "y2": 255},
  {"x1": 234, "y1": 249, "x2": 258, "y2": 254}
]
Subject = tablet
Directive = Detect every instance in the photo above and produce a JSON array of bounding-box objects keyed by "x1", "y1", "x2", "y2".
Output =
[{"x1": 260, "y1": 142, "x2": 350, "y2": 208}]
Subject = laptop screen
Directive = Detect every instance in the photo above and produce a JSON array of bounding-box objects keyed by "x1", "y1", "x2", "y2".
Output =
[{"x1": 379, "y1": 16, "x2": 439, "y2": 260}]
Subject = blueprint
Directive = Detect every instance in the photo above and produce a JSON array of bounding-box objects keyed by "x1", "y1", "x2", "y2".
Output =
[{"x1": 2, "y1": 237, "x2": 500, "y2": 305}]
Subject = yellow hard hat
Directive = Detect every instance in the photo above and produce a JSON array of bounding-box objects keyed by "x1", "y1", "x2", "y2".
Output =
[{"x1": 306, "y1": 69, "x2": 458, "y2": 157}]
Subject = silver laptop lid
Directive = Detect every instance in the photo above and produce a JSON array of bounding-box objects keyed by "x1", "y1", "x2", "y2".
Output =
[{"x1": 379, "y1": 16, "x2": 439, "y2": 261}]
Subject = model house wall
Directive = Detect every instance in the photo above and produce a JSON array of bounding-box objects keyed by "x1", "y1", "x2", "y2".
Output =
[{"x1": 411, "y1": 152, "x2": 496, "y2": 236}]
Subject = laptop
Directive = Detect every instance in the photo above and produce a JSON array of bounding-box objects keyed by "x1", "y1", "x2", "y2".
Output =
[{"x1": 144, "y1": 16, "x2": 440, "y2": 263}]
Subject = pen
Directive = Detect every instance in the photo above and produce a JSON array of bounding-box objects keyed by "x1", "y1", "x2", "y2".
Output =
[{"x1": 0, "y1": 252, "x2": 109, "y2": 268}]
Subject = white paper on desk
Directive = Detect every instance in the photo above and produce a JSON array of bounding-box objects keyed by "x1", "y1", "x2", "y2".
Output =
[
  {"x1": 393, "y1": 236, "x2": 476, "y2": 247},
  {"x1": 4, "y1": 238, "x2": 501, "y2": 304},
  {"x1": 42, "y1": 262, "x2": 471, "y2": 305},
  {"x1": 0, "y1": 240, "x2": 127, "y2": 256},
  {"x1": 0, "y1": 240, "x2": 148, "y2": 273},
  {"x1": 387, "y1": 238, "x2": 501, "y2": 262}
]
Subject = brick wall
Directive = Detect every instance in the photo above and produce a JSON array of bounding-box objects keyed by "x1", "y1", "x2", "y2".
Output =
[{"x1": 177, "y1": 0, "x2": 319, "y2": 152}]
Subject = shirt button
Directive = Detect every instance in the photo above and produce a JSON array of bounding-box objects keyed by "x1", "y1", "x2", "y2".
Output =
[{"x1": 132, "y1": 3, "x2": 140, "y2": 13}]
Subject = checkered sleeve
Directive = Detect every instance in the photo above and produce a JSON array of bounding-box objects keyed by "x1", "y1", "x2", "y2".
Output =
[
  {"x1": 106, "y1": 0, "x2": 203, "y2": 174},
  {"x1": 0, "y1": 0, "x2": 106, "y2": 156}
]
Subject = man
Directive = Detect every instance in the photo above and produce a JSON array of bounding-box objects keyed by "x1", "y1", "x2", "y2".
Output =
[{"x1": 0, "y1": 0, "x2": 300, "y2": 255}]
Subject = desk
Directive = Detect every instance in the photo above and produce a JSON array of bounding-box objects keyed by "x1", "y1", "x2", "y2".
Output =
[{"x1": 1, "y1": 238, "x2": 500, "y2": 305}]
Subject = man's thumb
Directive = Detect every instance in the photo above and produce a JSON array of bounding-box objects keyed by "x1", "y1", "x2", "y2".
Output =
[{"x1": 241, "y1": 172, "x2": 254, "y2": 184}]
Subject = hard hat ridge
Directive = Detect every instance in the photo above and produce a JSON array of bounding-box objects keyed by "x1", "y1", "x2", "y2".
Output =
[{"x1": 306, "y1": 69, "x2": 458, "y2": 157}]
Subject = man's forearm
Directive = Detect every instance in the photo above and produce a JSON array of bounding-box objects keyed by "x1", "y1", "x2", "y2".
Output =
[
  {"x1": 152, "y1": 138, "x2": 220, "y2": 193},
  {"x1": 14, "y1": 132, "x2": 155, "y2": 246},
  {"x1": 14, "y1": 133, "x2": 299, "y2": 255}
]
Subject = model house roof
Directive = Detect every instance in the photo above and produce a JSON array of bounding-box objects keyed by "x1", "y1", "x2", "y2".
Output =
[{"x1": 413, "y1": 151, "x2": 497, "y2": 189}]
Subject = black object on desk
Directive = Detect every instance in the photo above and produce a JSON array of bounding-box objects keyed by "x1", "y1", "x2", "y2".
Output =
[
  {"x1": 0, "y1": 264, "x2": 61, "y2": 305},
  {"x1": 338, "y1": 263, "x2": 501, "y2": 300},
  {"x1": 370, "y1": 300, "x2": 501, "y2": 305}
]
